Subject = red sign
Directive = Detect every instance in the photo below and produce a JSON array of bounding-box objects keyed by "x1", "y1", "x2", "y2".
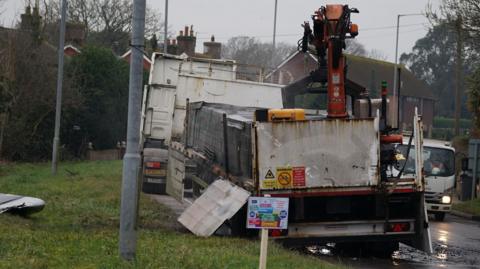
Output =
[{"x1": 292, "y1": 167, "x2": 305, "y2": 187}]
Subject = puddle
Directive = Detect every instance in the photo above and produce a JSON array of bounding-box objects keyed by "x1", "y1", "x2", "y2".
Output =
[{"x1": 305, "y1": 242, "x2": 480, "y2": 268}]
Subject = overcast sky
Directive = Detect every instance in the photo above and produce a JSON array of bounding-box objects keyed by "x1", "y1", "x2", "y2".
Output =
[{"x1": 1, "y1": 0, "x2": 440, "y2": 62}]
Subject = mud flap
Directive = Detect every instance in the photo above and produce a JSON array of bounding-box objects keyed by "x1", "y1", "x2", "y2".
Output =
[
  {"x1": 178, "y1": 179, "x2": 250, "y2": 236},
  {"x1": 412, "y1": 190, "x2": 433, "y2": 254}
]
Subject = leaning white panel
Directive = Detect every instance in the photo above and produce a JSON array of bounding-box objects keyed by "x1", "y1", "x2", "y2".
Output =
[{"x1": 178, "y1": 179, "x2": 250, "y2": 237}]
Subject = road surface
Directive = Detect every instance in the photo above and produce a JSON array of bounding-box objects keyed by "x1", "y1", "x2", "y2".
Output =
[{"x1": 310, "y1": 214, "x2": 480, "y2": 268}]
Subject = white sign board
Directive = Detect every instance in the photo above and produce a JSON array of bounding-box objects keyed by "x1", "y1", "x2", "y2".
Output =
[{"x1": 247, "y1": 197, "x2": 289, "y2": 230}]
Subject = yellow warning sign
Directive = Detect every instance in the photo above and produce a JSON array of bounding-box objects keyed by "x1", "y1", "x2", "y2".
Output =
[
  {"x1": 265, "y1": 169, "x2": 275, "y2": 179},
  {"x1": 276, "y1": 167, "x2": 293, "y2": 188}
]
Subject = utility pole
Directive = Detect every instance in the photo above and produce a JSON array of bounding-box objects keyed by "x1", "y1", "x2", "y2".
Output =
[
  {"x1": 271, "y1": 0, "x2": 278, "y2": 67},
  {"x1": 454, "y1": 16, "x2": 463, "y2": 136},
  {"x1": 51, "y1": 0, "x2": 67, "y2": 175},
  {"x1": 119, "y1": 0, "x2": 146, "y2": 261},
  {"x1": 164, "y1": 0, "x2": 168, "y2": 53},
  {"x1": 393, "y1": 13, "x2": 422, "y2": 130}
]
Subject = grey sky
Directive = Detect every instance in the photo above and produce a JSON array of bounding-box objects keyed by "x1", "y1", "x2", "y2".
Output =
[{"x1": 0, "y1": 0, "x2": 439, "y2": 62}]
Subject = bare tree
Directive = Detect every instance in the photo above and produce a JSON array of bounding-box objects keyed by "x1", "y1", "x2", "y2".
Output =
[
  {"x1": 0, "y1": 0, "x2": 5, "y2": 15},
  {"x1": 42, "y1": 0, "x2": 164, "y2": 53},
  {"x1": 222, "y1": 36, "x2": 296, "y2": 80},
  {"x1": 368, "y1": 49, "x2": 388, "y2": 61},
  {"x1": 0, "y1": 29, "x2": 80, "y2": 159},
  {"x1": 428, "y1": 0, "x2": 480, "y2": 50},
  {"x1": 345, "y1": 39, "x2": 367, "y2": 56}
]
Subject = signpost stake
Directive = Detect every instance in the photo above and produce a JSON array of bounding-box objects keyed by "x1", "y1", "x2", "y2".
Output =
[
  {"x1": 472, "y1": 141, "x2": 478, "y2": 200},
  {"x1": 258, "y1": 194, "x2": 270, "y2": 269},
  {"x1": 259, "y1": 228, "x2": 269, "y2": 269},
  {"x1": 247, "y1": 194, "x2": 288, "y2": 269}
]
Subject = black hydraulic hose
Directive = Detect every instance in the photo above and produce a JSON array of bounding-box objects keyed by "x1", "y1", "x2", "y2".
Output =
[{"x1": 396, "y1": 134, "x2": 414, "y2": 180}]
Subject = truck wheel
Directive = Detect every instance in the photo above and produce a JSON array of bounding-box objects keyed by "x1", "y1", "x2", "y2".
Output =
[
  {"x1": 434, "y1": 212, "x2": 445, "y2": 221},
  {"x1": 366, "y1": 242, "x2": 399, "y2": 258}
]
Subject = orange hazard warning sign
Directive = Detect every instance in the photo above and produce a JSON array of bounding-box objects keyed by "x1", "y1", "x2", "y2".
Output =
[{"x1": 276, "y1": 167, "x2": 293, "y2": 188}]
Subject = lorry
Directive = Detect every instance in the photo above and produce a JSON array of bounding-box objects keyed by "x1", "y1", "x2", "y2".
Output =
[
  {"x1": 167, "y1": 4, "x2": 432, "y2": 257},
  {"x1": 397, "y1": 139, "x2": 455, "y2": 221},
  {"x1": 140, "y1": 53, "x2": 283, "y2": 194}
]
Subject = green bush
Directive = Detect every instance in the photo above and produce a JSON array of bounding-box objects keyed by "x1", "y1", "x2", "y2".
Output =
[{"x1": 433, "y1": 117, "x2": 472, "y2": 129}]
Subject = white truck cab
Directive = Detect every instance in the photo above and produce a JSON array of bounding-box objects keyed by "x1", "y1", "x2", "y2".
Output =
[
  {"x1": 140, "y1": 52, "x2": 284, "y2": 194},
  {"x1": 397, "y1": 139, "x2": 455, "y2": 221}
]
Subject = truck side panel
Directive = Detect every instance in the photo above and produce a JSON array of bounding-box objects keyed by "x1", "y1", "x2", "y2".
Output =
[
  {"x1": 171, "y1": 74, "x2": 283, "y2": 139},
  {"x1": 256, "y1": 119, "x2": 380, "y2": 190}
]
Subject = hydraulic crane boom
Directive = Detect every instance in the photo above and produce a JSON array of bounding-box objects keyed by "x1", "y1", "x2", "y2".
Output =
[{"x1": 302, "y1": 5, "x2": 359, "y2": 118}]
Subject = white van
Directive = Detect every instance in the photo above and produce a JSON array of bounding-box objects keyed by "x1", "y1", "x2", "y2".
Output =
[{"x1": 397, "y1": 139, "x2": 455, "y2": 221}]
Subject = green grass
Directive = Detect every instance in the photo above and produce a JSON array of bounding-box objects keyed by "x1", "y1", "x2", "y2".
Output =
[
  {"x1": 453, "y1": 198, "x2": 480, "y2": 216},
  {"x1": 0, "y1": 161, "x2": 339, "y2": 269}
]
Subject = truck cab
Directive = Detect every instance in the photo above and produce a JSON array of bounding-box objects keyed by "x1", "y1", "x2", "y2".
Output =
[{"x1": 396, "y1": 139, "x2": 455, "y2": 221}]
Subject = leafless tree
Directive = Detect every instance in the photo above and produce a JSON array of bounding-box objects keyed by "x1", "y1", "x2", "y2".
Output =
[
  {"x1": 42, "y1": 0, "x2": 164, "y2": 52},
  {"x1": 222, "y1": 36, "x2": 296, "y2": 80},
  {"x1": 428, "y1": 0, "x2": 480, "y2": 50},
  {"x1": 345, "y1": 39, "x2": 367, "y2": 56},
  {"x1": 0, "y1": 0, "x2": 5, "y2": 15},
  {"x1": 0, "y1": 29, "x2": 80, "y2": 159},
  {"x1": 367, "y1": 49, "x2": 388, "y2": 61}
]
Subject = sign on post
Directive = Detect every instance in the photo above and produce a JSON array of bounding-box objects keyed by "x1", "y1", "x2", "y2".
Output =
[
  {"x1": 247, "y1": 196, "x2": 289, "y2": 269},
  {"x1": 247, "y1": 197, "x2": 289, "y2": 229}
]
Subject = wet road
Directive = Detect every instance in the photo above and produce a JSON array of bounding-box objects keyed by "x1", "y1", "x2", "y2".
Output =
[{"x1": 310, "y1": 214, "x2": 480, "y2": 268}]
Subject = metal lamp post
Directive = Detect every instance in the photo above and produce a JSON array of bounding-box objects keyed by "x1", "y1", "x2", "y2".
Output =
[
  {"x1": 393, "y1": 13, "x2": 423, "y2": 125},
  {"x1": 51, "y1": 0, "x2": 67, "y2": 175}
]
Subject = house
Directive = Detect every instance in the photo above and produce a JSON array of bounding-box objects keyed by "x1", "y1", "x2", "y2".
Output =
[
  {"x1": 267, "y1": 51, "x2": 436, "y2": 132},
  {"x1": 64, "y1": 45, "x2": 81, "y2": 57},
  {"x1": 120, "y1": 49, "x2": 152, "y2": 71}
]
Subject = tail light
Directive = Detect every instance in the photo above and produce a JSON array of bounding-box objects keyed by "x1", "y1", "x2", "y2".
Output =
[
  {"x1": 387, "y1": 222, "x2": 410, "y2": 233},
  {"x1": 268, "y1": 229, "x2": 288, "y2": 237},
  {"x1": 145, "y1": 161, "x2": 161, "y2": 169}
]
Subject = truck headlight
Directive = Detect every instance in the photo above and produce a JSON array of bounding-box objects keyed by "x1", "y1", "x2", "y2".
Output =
[{"x1": 441, "y1": 195, "x2": 451, "y2": 204}]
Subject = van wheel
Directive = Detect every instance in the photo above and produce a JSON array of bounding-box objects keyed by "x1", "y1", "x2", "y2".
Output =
[{"x1": 434, "y1": 212, "x2": 445, "y2": 221}]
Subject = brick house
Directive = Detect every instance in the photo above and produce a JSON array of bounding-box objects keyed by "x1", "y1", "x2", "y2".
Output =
[{"x1": 267, "y1": 51, "x2": 436, "y2": 133}]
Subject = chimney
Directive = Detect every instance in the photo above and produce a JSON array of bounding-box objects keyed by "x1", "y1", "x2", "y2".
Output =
[
  {"x1": 20, "y1": 5, "x2": 33, "y2": 31},
  {"x1": 65, "y1": 22, "x2": 86, "y2": 47},
  {"x1": 176, "y1": 25, "x2": 196, "y2": 56},
  {"x1": 203, "y1": 35, "x2": 222, "y2": 59},
  {"x1": 167, "y1": 39, "x2": 179, "y2": 55}
]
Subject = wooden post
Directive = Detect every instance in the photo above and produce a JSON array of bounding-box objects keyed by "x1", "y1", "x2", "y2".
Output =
[
  {"x1": 454, "y1": 16, "x2": 463, "y2": 136},
  {"x1": 258, "y1": 194, "x2": 270, "y2": 269},
  {"x1": 259, "y1": 228, "x2": 269, "y2": 269}
]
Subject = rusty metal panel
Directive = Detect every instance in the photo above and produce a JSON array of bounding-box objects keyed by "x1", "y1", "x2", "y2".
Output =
[
  {"x1": 178, "y1": 179, "x2": 250, "y2": 237},
  {"x1": 256, "y1": 119, "x2": 380, "y2": 190}
]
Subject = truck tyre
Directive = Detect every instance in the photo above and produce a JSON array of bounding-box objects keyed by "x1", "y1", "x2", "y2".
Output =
[
  {"x1": 434, "y1": 212, "x2": 445, "y2": 221},
  {"x1": 361, "y1": 242, "x2": 398, "y2": 258}
]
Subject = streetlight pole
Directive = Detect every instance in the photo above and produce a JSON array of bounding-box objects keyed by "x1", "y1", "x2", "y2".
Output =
[
  {"x1": 164, "y1": 0, "x2": 168, "y2": 53},
  {"x1": 119, "y1": 0, "x2": 146, "y2": 261},
  {"x1": 393, "y1": 13, "x2": 423, "y2": 129},
  {"x1": 51, "y1": 0, "x2": 67, "y2": 175},
  {"x1": 271, "y1": 0, "x2": 278, "y2": 67}
]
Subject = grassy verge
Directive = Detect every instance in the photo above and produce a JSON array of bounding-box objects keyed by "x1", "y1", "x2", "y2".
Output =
[
  {"x1": 453, "y1": 198, "x2": 480, "y2": 216},
  {"x1": 0, "y1": 161, "x2": 339, "y2": 269}
]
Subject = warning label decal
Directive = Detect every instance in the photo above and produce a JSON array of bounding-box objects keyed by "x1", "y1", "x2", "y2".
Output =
[
  {"x1": 260, "y1": 166, "x2": 306, "y2": 189},
  {"x1": 276, "y1": 167, "x2": 293, "y2": 188},
  {"x1": 265, "y1": 169, "x2": 275, "y2": 179},
  {"x1": 292, "y1": 166, "x2": 306, "y2": 187}
]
